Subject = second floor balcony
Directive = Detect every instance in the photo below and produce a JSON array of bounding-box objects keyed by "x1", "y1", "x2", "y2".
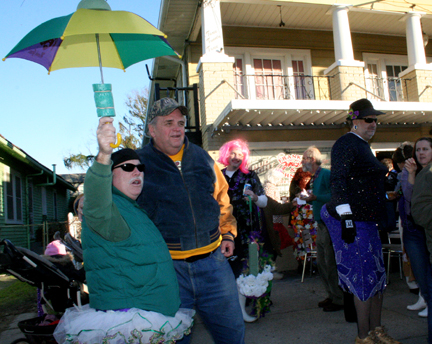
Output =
[{"x1": 232, "y1": 73, "x2": 432, "y2": 103}]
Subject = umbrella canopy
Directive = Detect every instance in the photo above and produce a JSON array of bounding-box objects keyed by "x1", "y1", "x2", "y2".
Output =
[
  {"x1": 3, "y1": 1, "x2": 179, "y2": 147},
  {"x1": 3, "y1": 8, "x2": 179, "y2": 74}
]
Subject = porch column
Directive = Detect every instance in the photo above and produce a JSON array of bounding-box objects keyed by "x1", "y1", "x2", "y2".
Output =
[
  {"x1": 200, "y1": 0, "x2": 231, "y2": 61},
  {"x1": 198, "y1": 0, "x2": 234, "y2": 151},
  {"x1": 404, "y1": 12, "x2": 427, "y2": 67},
  {"x1": 400, "y1": 12, "x2": 432, "y2": 102},
  {"x1": 332, "y1": 5, "x2": 354, "y2": 63},
  {"x1": 324, "y1": 5, "x2": 365, "y2": 100}
]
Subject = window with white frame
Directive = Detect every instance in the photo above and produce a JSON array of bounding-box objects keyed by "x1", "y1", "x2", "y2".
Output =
[
  {"x1": 253, "y1": 58, "x2": 284, "y2": 100},
  {"x1": 363, "y1": 54, "x2": 408, "y2": 102},
  {"x1": 292, "y1": 60, "x2": 308, "y2": 100},
  {"x1": 227, "y1": 48, "x2": 313, "y2": 101},
  {"x1": 233, "y1": 58, "x2": 245, "y2": 99},
  {"x1": 4, "y1": 166, "x2": 23, "y2": 224}
]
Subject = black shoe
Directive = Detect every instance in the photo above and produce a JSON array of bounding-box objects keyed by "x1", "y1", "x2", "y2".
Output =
[
  {"x1": 323, "y1": 302, "x2": 344, "y2": 312},
  {"x1": 318, "y1": 298, "x2": 332, "y2": 308}
]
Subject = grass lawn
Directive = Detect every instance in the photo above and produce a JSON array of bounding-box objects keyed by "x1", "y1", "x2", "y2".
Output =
[
  {"x1": 0, "y1": 274, "x2": 38, "y2": 333},
  {"x1": 0, "y1": 275, "x2": 38, "y2": 312}
]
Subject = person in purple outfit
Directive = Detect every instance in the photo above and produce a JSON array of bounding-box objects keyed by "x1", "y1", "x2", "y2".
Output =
[{"x1": 321, "y1": 98, "x2": 400, "y2": 344}]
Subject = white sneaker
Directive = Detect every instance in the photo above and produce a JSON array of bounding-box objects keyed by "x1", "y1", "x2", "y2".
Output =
[
  {"x1": 273, "y1": 272, "x2": 284, "y2": 280},
  {"x1": 407, "y1": 294, "x2": 427, "y2": 311},
  {"x1": 406, "y1": 279, "x2": 419, "y2": 290},
  {"x1": 419, "y1": 307, "x2": 428, "y2": 318}
]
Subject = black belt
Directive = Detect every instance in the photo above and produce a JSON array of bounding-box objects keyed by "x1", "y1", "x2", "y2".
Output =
[{"x1": 183, "y1": 248, "x2": 217, "y2": 263}]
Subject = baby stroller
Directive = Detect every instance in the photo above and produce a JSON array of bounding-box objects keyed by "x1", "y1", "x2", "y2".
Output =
[{"x1": 0, "y1": 236, "x2": 87, "y2": 344}]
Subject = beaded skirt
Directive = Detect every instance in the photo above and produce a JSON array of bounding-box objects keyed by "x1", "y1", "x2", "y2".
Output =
[
  {"x1": 321, "y1": 205, "x2": 386, "y2": 301},
  {"x1": 53, "y1": 304, "x2": 195, "y2": 344}
]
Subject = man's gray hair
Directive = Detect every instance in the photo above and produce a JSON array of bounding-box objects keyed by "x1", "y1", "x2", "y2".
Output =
[{"x1": 303, "y1": 146, "x2": 322, "y2": 165}]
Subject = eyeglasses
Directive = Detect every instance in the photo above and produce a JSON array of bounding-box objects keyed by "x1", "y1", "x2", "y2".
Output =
[
  {"x1": 359, "y1": 118, "x2": 378, "y2": 124},
  {"x1": 113, "y1": 163, "x2": 145, "y2": 173}
]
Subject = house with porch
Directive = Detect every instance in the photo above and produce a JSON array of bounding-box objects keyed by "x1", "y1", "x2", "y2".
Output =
[
  {"x1": 146, "y1": 0, "x2": 432, "y2": 197},
  {"x1": 0, "y1": 134, "x2": 75, "y2": 249}
]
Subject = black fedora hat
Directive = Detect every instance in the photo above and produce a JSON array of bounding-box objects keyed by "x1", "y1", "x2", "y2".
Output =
[{"x1": 346, "y1": 98, "x2": 385, "y2": 120}]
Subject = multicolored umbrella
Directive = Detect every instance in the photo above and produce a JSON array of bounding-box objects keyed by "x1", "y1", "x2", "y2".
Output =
[{"x1": 3, "y1": 0, "x2": 179, "y2": 147}]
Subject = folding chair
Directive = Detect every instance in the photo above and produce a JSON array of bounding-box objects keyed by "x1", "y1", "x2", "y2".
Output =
[{"x1": 301, "y1": 228, "x2": 317, "y2": 282}]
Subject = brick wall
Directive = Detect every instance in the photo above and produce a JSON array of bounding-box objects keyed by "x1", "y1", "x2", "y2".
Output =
[
  {"x1": 402, "y1": 69, "x2": 432, "y2": 102},
  {"x1": 325, "y1": 65, "x2": 367, "y2": 100},
  {"x1": 198, "y1": 61, "x2": 236, "y2": 151}
]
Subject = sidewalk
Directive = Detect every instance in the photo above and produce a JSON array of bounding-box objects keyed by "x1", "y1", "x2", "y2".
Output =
[
  {"x1": 190, "y1": 270, "x2": 428, "y2": 344},
  {"x1": 0, "y1": 312, "x2": 38, "y2": 344},
  {"x1": 1, "y1": 271, "x2": 427, "y2": 344}
]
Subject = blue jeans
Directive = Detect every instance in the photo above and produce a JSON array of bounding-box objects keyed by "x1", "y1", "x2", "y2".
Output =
[
  {"x1": 403, "y1": 221, "x2": 432, "y2": 344},
  {"x1": 173, "y1": 247, "x2": 245, "y2": 344}
]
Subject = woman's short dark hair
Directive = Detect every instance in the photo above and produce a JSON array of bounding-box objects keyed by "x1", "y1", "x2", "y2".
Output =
[{"x1": 392, "y1": 142, "x2": 413, "y2": 164}]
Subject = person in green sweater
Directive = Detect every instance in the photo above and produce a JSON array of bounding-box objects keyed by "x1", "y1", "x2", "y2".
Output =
[
  {"x1": 54, "y1": 117, "x2": 194, "y2": 344},
  {"x1": 300, "y1": 146, "x2": 343, "y2": 312}
]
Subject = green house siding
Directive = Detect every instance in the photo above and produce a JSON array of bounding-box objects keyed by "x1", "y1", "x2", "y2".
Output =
[
  {"x1": 0, "y1": 163, "x2": 4, "y2": 224},
  {"x1": 0, "y1": 135, "x2": 75, "y2": 249}
]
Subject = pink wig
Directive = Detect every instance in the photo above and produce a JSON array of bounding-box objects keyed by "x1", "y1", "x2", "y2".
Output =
[{"x1": 218, "y1": 139, "x2": 250, "y2": 174}]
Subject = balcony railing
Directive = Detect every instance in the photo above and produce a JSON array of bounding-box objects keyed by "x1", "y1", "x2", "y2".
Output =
[
  {"x1": 365, "y1": 76, "x2": 406, "y2": 102},
  {"x1": 233, "y1": 74, "x2": 332, "y2": 101},
  {"x1": 231, "y1": 73, "x2": 432, "y2": 102}
]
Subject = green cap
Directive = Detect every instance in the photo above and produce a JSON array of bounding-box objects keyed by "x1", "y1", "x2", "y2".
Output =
[{"x1": 147, "y1": 97, "x2": 188, "y2": 124}]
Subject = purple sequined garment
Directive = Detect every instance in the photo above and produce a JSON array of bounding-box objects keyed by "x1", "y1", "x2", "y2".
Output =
[{"x1": 321, "y1": 205, "x2": 386, "y2": 301}]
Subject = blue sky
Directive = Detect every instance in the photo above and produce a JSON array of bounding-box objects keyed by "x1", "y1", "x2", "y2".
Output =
[{"x1": 1, "y1": 0, "x2": 162, "y2": 174}]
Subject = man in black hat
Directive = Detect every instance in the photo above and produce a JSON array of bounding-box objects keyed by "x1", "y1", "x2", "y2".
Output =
[
  {"x1": 321, "y1": 99, "x2": 401, "y2": 344},
  {"x1": 345, "y1": 98, "x2": 384, "y2": 141},
  {"x1": 136, "y1": 98, "x2": 245, "y2": 344}
]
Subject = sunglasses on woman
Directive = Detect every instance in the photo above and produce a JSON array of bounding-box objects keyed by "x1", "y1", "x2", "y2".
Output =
[
  {"x1": 359, "y1": 118, "x2": 378, "y2": 123},
  {"x1": 113, "y1": 163, "x2": 145, "y2": 172}
]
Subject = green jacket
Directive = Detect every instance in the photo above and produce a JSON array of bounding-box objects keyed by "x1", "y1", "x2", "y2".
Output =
[
  {"x1": 412, "y1": 163, "x2": 432, "y2": 233},
  {"x1": 82, "y1": 161, "x2": 180, "y2": 316},
  {"x1": 310, "y1": 167, "x2": 331, "y2": 222}
]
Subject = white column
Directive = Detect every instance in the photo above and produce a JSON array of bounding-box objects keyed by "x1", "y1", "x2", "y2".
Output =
[
  {"x1": 198, "y1": 0, "x2": 233, "y2": 67},
  {"x1": 324, "y1": 5, "x2": 363, "y2": 74},
  {"x1": 404, "y1": 12, "x2": 426, "y2": 66},
  {"x1": 201, "y1": 0, "x2": 224, "y2": 55},
  {"x1": 332, "y1": 5, "x2": 354, "y2": 62}
]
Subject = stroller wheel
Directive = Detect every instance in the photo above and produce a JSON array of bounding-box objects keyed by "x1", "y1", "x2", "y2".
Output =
[{"x1": 11, "y1": 339, "x2": 30, "y2": 344}]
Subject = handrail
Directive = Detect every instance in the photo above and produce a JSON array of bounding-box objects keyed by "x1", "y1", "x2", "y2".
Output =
[
  {"x1": 205, "y1": 79, "x2": 245, "y2": 100},
  {"x1": 343, "y1": 82, "x2": 386, "y2": 101},
  {"x1": 419, "y1": 85, "x2": 432, "y2": 99}
]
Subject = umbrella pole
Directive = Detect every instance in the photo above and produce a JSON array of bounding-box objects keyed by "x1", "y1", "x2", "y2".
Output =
[
  {"x1": 92, "y1": 34, "x2": 120, "y2": 148},
  {"x1": 95, "y1": 34, "x2": 104, "y2": 84}
]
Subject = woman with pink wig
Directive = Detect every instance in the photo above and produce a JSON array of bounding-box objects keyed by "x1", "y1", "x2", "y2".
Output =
[{"x1": 218, "y1": 139, "x2": 271, "y2": 323}]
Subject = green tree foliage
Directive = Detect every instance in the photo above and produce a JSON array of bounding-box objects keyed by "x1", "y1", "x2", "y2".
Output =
[
  {"x1": 63, "y1": 88, "x2": 148, "y2": 170},
  {"x1": 118, "y1": 88, "x2": 148, "y2": 150},
  {"x1": 63, "y1": 153, "x2": 95, "y2": 170}
]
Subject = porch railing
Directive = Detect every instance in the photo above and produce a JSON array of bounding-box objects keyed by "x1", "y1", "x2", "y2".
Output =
[
  {"x1": 0, "y1": 221, "x2": 69, "y2": 251},
  {"x1": 0, "y1": 223, "x2": 42, "y2": 249},
  {"x1": 233, "y1": 73, "x2": 432, "y2": 102},
  {"x1": 233, "y1": 74, "x2": 332, "y2": 101},
  {"x1": 364, "y1": 76, "x2": 408, "y2": 102}
]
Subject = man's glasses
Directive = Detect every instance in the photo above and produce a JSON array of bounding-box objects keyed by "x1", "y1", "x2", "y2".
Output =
[
  {"x1": 359, "y1": 118, "x2": 378, "y2": 123},
  {"x1": 113, "y1": 163, "x2": 145, "y2": 173}
]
